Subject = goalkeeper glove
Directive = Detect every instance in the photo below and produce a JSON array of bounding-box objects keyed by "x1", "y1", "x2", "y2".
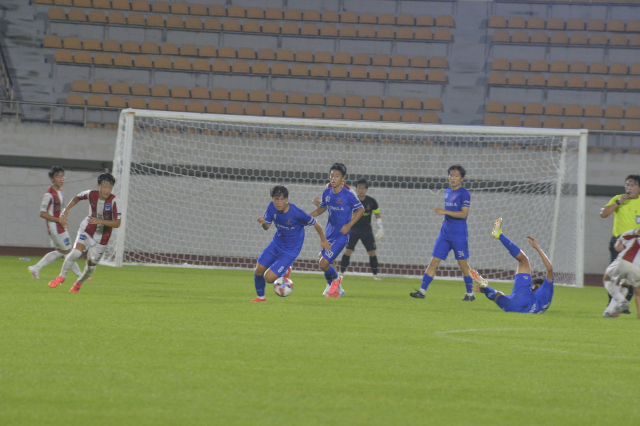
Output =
[{"x1": 375, "y1": 218, "x2": 384, "y2": 240}]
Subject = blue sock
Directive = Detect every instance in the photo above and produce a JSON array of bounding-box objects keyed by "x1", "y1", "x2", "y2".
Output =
[
  {"x1": 499, "y1": 234, "x2": 521, "y2": 258},
  {"x1": 254, "y1": 274, "x2": 266, "y2": 297},
  {"x1": 324, "y1": 265, "x2": 338, "y2": 284},
  {"x1": 463, "y1": 275, "x2": 473, "y2": 293},
  {"x1": 420, "y1": 274, "x2": 433, "y2": 292},
  {"x1": 483, "y1": 285, "x2": 497, "y2": 300}
]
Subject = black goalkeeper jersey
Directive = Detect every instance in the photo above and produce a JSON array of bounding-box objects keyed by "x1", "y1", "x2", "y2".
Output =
[{"x1": 352, "y1": 195, "x2": 379, "y2": 232}]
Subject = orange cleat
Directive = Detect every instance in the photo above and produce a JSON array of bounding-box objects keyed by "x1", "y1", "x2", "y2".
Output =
[
  {"x1": 328, "y1": 275, "x2": 343, "y2": 295},
  {"x1": 48, "y1": 275, "x2": 65, "y2": 288},
  {"x1": 251, "y1": 297, "x2": 266, "y2": 302},
  {"x1": 69, "y1": 282, "x2": 82, "y2": 293},
  {"x1": 284, "y1": 266, "x2": 292, "y2": 280}
]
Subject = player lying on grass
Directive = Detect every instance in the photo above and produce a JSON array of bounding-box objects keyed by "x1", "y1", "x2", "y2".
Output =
[
  {"x1": 48, "y1": 173, "x2": 121, "y2": 293},
  {"x1": 309, "y1": 163, "x2": 364, "y2": 297},
  {"x1": 602, "y1": 228, "x2": 640, "y2": 318},
  {"x1": 253, "y1": 185, "x2": 331, "y2": 302},
  {"x1": 470, "y1": 218, "x2": 554, "y2": 314},
  {"x1": 28, "y1": 166, "x2": 85, "y2": 281}
]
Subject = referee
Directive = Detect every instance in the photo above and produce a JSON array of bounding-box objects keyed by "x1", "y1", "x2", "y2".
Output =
[
  {"x1": 339, "y1": 178, "x2": 384, "y2": 280},
  {"x1": 600, "y1": 174, "x2": 640, "y2": 312}
]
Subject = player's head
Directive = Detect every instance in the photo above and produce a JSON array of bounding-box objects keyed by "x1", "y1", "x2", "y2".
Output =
[
  {"x1": 270, "y1": 185, "x2": 289, "y2": 212},
  {"x1": 447, "y1": 164, "x2": 465, "y2": 189},
  {"x1": 531, "y1": 278, "x2": 544, "y2": 291},
  {"x1": 625, "y1": 174, "x2": 640, "y2": 197},
  {"x1": 329, "y1": 163, "x2": 347, "y2": 188},
  {"x1": 48, "y1": 166, "x2": 65, "y2": 188},
  {"x1": 356, "y1": 178, "x2": 369, "y2": 197},
  {"x1": 97, "y1": 173, "x2": 116, "y2": 199}
]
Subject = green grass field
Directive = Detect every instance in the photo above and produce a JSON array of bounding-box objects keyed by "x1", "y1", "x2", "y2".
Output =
[{"x1": 1, "y1": 255, "x2": 639, "y2": 426}]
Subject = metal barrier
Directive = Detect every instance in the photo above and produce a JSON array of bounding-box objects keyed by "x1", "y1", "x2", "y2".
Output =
[{"x1": 0, "y1": 41, "x2": 14, "y2": 101}]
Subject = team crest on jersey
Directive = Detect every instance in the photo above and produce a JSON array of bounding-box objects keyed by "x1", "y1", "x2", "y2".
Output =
[
  {"x1": 105, "y1": 203, "x2": 111, "y2": 212},
  {"x1": 336, "y1": 197, "x2": 343, "y2": 204},
  {"x1": 325, "y1": 196, "x2": 330, "y2": 203}
]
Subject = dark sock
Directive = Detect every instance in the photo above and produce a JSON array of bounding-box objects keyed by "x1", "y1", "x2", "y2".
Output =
[
  {"x1": 340, "y1": 255, "x2": 351, "y2": 273},
  {"x1": 369, "y1": 256, "x2": 378, "y2": 275}
]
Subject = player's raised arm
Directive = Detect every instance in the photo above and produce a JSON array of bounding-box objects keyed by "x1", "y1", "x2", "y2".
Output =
[
  {"x1": 527, "y1": 236, "x2": 553, "y2": 281},
  {"x1": 257, "y1": 216, "x2": 270, "y2": 230},
  {"x1": 313, "y1": 221, "x2": 331, "y2": 251},
  {"x1": 309, "y1": 199, "x2": 327, "y2": 218}
]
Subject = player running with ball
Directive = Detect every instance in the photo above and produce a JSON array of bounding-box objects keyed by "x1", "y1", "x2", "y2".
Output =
[
  {"x1": 48, "y1": 173, "x2": 121, "y2": 293},
  {"x1": 310, "y1": 163, "x2": 364, "y2": 297},
  {"x1": 470, "y1": 218, "x2": 555, "y2": 314},
  {"x1": 253, "y1": 185, "x2": 331, "y2": 302}
]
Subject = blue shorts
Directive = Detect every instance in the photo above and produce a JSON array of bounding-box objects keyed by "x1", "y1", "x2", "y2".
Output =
[
  {"x1": 496, "y1": 273, "x2": 534, "y2": 313},
  {"x1": 257, "y1": 241, "x2": 298, "y2": 278},
  {"x1": 321, "y1": 232, "x2": 349, "y2": 263},
  {"x1": 432, "y1": 234, "x2": 469, "y2": 261}
]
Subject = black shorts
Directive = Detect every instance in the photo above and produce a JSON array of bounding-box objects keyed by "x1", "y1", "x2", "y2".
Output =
[{"x1": 346, "y1": 229, "x2": 376, "y2": 252}]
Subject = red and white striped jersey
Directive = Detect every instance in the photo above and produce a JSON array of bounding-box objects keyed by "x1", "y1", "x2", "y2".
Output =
[
  {"x1": 618, "y1": 230, "x2": 640, "y2": 265},
  {"x1": 40, "y1": 186, "x2": 65, "y2": 235},
  {"x1": 77, "y1": 189, "x2": 121, "y2": 245}
]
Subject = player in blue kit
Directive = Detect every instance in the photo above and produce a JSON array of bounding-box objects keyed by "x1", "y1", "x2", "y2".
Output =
[
  {"x1": 410, "y1": 165, "x2": 475, "y2": 301},
  {"x1": 252, "y1": 185, "x2": 331, "y2": 302},
  {"x1": 470, "y1": 218, "x2": 554, "y2": 314},
  {"x1": 310, "y1": 163, "x2": 364, "y2": 297}
]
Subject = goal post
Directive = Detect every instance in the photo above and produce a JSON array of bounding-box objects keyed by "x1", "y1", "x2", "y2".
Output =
[{"x1": 103, "y1": 109, "x2": 588, "y2": 287}]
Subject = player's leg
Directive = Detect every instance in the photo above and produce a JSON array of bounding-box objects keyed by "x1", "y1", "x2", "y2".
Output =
[
  {"x1": 320, "y1": 234, "x2": 348, "y2": 296},
  {"x1": 491, "y1": 218, "x2": 531, "y2": 275},
  {"x1": 252, "y1": 242, "x2": 278, "y2": 301},
  {"x1": 30, "y1": 232, "x2": 73, "y2": 279},
  {"x1": 361, "y1": 230, "x2": 380, "y2": 280},
  {"x1": 48, "y1": 237, "x2": 87, "y2": 288},
  {"x1": 410, "y1": 235, "x2": 447, "y2": 298},
  {"x1": 340, "y1": 233, "x2": 358, "y2": 273},
  {"x1": 469, "y1": 269, "x2": 501, "y2": 303},
  {"x1": 69, "y1": 243, "x2": 106, "y2": 292},
  {"x1": 452, "y1": 241, "x2": 474, "y2": 300}
]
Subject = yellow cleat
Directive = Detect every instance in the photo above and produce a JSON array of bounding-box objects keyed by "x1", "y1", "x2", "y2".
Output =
[{"x1": 491, "y1": 217, "x2": 502, "y2": 239}]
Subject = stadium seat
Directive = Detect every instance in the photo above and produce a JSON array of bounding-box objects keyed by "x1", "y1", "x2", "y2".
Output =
[
  {"x1": 511, "y1": 59, "x2": 529, "y2": 72},
  {"x1": 314, "y1": 52, "x2": 332, "y2": 63},
  {"x1": 210, "y1": 88, "x2": 229, "y2": 101},
  {"x1": 527, "y1": 75, "x2": 546, "y2": 87},
  {"x1": 430, "y1": 57, "x2": 448, "y2": 68},
  {"x1": 546, "y1": 18, "x2": 565, "y2": 30},
  {"x1": 276, "y1": 50, "x2": 294, "y2": 61},
  {"x1": 423, "y1": 99, "x2": 442, "y2": 110},
  {"x1": 302, "y1": 10, "x2": 320, "y2": 21},
  {"x1": 128, "y1": 98, "x2": 147, "y2": 109},
  {"x1": 488, "y1": 16, "x2": 507, "y2": 28},
  {"x1": 530, "y1": 32, "x2": 549, "y2": 44},
  {"x1": 131, "y1": 84, "x2": 150, "y2": 96},
  {"x1": 93, "y1": 0, "x2": 111, "y2": 8},
  {"x1": 429, "y1": 70, "x2": 447, "y2": 82},
  {"x1": 401, "y1": 112, "x2": 420, "y2": 122},
  {"x1": 204, "y1": 18, "x2": 222, "y2": 30},
  {"x1": 586, "y1": 19, "x2": 605, "y2": 31},
  {"x1": 352, "y1": 54, "x2": 370, "y2": 66},
  {"x1": 108, "y1": 97, "x2": 127, "y2": 108},
  {"x1": 63, "y1": 38, "x2": 82, "y2": 50},
  {"x1": 344, "y1": 95, "x2": 363, "y2": 108},
  {"x1": 173, "y1": 58, "x2": 191, "y2": 71},
  {"x1": 415, "y1": 29, "x2": 433, "y2": 40},
  {"x1": 185, "y1": 17, "x2": 203, "y2": 30},
  {"x1": 310, "y1": 65, "x2": 329, "y2": 77},
  {"x1": 329, "y1": 66, "x2": 348, "y2": 78},
  {"x1": 625, "y1": 107, "x2": 640, "y2": 119},
  {"x1": 265, "y1": 105, "x2": 283, "y2": 117},
  {"x1": 569, "y1": 62, "x2": 588, "y2": 73},
  {"x1": 245, "y1": 104, "x2": 264, "y2": 116},
  {"x1": 363, "y1": 110, "x2": 381, "y2": 121},
  {"x1": 372, "y1": 55, "x2": 391, "y2": 66},
  {"x1": 187, "y1": 101, "x2": 205, "y2": 113},
  {"x1": 389, "y1": 69, "x2": 406, "y2": 80},
  {"x1": 243, "y1": 21, "x2": 261, "y2": 33},
  {"x1": 288, "y1": 93, "x2": 306, "y2": 105},
  {"x1": 421, "y1": 112, "x2": 440, "y2": 123},
  {"x1": 492, "y1": 30, "x2": 510, "y2": 43},
  {"x1": 111, "y1": 83, "x2": 130, "y2": 95},
  {"x1": 505, "y1": 102, "x2": 524, "y2": 114},
  {"x1": 87, "y1": 95, "x2": 106, "y2": 107},
  {"x1": 566, "y1": 19, "x2": 585, "y2": 31},
  {"x1": 609, "y1": 63, "x2": 628, "y2": 75},
  {"x1": 433, "y1": 29, "x2": 452, "y2": 42},
  {"x1": 140, "y1": 42, "x2": 159, "y2": 55},
  {"x1": 586, "y1": 77, "x2": 605, "y2": 89},
  {"x1": 349, "y1": 67, "x2": 368, "y2": 79},
  {"x1": 607, "y1": 77, "x2": 626, "y2": 90},
  {"x1": 511, "y1": 32, "x2": 529, "y2": 43},
  {"x1": 624, "y1": 121, "x2": 640, "y2": 131},
  {"x1": 66, "y1": 94, "x2": 85, "y2": 105},
  {"x1": 211, "y1": 60, "x2": 230, "y2": 73},
  {"x1": 550, "y1": 33, "x2": 569, "y2": 44},
  {"x1": 223, "y1": 20, "x2": 241, "y2": 32},
  {"x1": 435, "y1": 15, "x2": 454, "y2": 27},
  {"x1": 321, "y1": 11, "x2": 339, "y2": 23},
  {"x1": 250, "y1": 62, "x2": 269, "y2": 74},
  {"x1": 492, "y1": 59, "x2": 509, "y2": 71},
  {"x1": 192, "y1": 59, "x2": 210, "y2": 72},
  {"x1": 127, "y1": 14, "x2": 146, "y2": 26},
  {"x1": 296, "y1": 51, "x2": 313, "y2": 62},
  {"x1": 302, "y1": 24, "x2": 319, "y2": 36},
  {"x1": 73, "y1": 51, "x2": 93, "y2": 64},
  {"x1": 488, "y1": 73, "x2": 507, "y2": 85},
  {"x1": 589, "y1": 34, "x2": 608, "y2": 46},
  {"x1": 507, "y1": 74, "x2": 526, "y2": 86},
  {"x1": 504, "y1": 116, "x2": 523, "y2": 127},
  {"x1": 609, "y1": 34, "x2": 628, "y2": 47},
  {"x1": 530, "y1": 60, "x2": 549, "y2": 72},
  {"x1": 566, "y1": 76, "x2": 585, "y2": 88},
  {"x1": 584, "y1": 106, "x2": 603, "y2": 117},
  {"x1": 198, "y1": 46, "x2": 216, "y2": 58},
  {"x1": 171, "y1": 3, "x2": 189, "y2": 14},
  {"x1": 523, "y1": 116, "x2": 542, "y2": 128},
  {"x1": 543, "y1": 117, "x2": 562, "y2": 128},
  {"x1": 339, "y1": 26, "x2": 357, "y2": 37},
  {"x1": 271, "y1": 64, "x2": 289, "y2": 75},
  {"x1": 605, "y1": 106, "x2": 624, "y2": 118},
  {"x1": 232, "y1": 61, "x2": 251, "y2": 73},
  {"x1": 320, "y1": 24, "x2": 338, "y2": 37},
  {"x1": 527, "y1": 18, "x2": 545, "y2": 30},
  {"x1": 122, "y1": 41, "x2": 140, "y2": 54},
  {"x1": 305, "y1": 107, "x2": 323, "y2": 118},
  {"x1": 391, "y1": 55, "x2": 410, "y2": 68},
  {"x1": 282, "y1": 23, "x2": 300, "y2": 35},
  {"x1": 306, "y1": 93, "x2": 324, "y2": 105},
  {"x1": 408, "y1": 70, "x2": 427, "y2": 81},
  {"x1": 364, "y1": 96, "x2": 382, "y2": 108},
  {"x1": 628, "y1": 78, "x2": 640, "y2": 90},
  {"x1": 369, "y1": 68, "x2": 387, "y2": 80},
  {"x1": 206, "y1": 102, "x2": 225, "y2": 114},
  {"x1": 268, "y1": 92, "x2": 286, "y2": 103},
  {"x1": 344, "y1": 109, "x2": 362, "y2": 120},
  {"x1": 383, "y1": 97, "x2": 402, "y2": 109},
  {"x1": 484, "y1": 115, "x2": 502, "y2": 126},
  {"x1": 397, "y1": 14, "x2": 414, "y2": 26},
  {"x1": 564, "y1": 105, "x2": 584, "y2": 117},
  {"x1": 227, "y1": 6, "x2": 245, "y2": 18},
  {"x1": 563, "y1": 118, "x2": 581, "y2": 129},
  {"x1": 71, "y1": 80, "x2": 90, "y2": 92},
  {"x1": 68, "y1": 10, "x2": 87, "y2": 22},
  {"x1": 208, "y1": 5, "x2": 225, "y2": 16},
  {"x1": 134, "y1": 56, "x2": 152, "y2": 68},
  {"x1": 326, "y1": 94, "x2": 344, "y2": 107},
  {"x1": 168, "y1": 100, "x2": 186, "y2": 112},
  {"x1": 151, "y1": 85, "x2": 170, "y2": 97},
  {"x1": 524, "y1": 103, "x2": 543, "y2": 115},
  {"x1": 603, "y1": 120, "x2": 622, "y2": 131},
  {"x1": 358, "y1": 26, "x2": 376, "y2": 38},
  {"x1": 284, "y1": 106, "x2": 303, "y2": 118},
  {"x1": 547, "y1": 75, "x2": 565, "y2": 87},
  {"x1": 403, "y1": 98, "x2": 421, "y2": 110},
  {"x1": 569, "y1": 33, "x2": 588, "y2": 45},
  {"x1": 171, "y1": 87, "x2": 190, "y2": 98},
  {"x1": 377, "y1": 27, "x2": 395, "y2": 39},
  {"x1": 382, "y1": 111, "x2": 401, "y2": 122},
  {"x1": 226, "y1": 103, "x2": 244, "y2": 115},
  {"x1": 166, "y1": 16, "x2": 183, "y2": 28},
  {"x1": 411, "y1": 56, "x2": 429, "y2": 68},
  {"x1": 88, "y1": 11, "x2": 107, "y2": 24},
  {"x1": 545, "y1": 104, "x2": 564, "y2": 116},
  {"x1": 43, "y1": 36, "x2": 63, "y2": 49}
]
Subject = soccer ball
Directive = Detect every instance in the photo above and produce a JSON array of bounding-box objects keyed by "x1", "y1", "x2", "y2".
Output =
[{"x1": 273, "y1": 277, "x2": 294, "y2": 297}]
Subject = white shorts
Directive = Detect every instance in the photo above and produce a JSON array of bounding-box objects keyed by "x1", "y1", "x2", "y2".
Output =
[
  {"x1": 605, "y1": 259, "x2": 640, "y2": 288},
  {"x1": 49, "y1": 227, "x2": 72, "y2": 251},
  {"x1": 74, "y1": 231, "x2": 107, "y2": 264}
]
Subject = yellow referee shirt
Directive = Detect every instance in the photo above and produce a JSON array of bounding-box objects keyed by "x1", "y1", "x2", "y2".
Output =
[{"x1": 606, "y1": 195, "x2": 640, "y2": 236}]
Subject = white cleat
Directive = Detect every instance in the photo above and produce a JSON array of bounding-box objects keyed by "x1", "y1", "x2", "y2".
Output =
[
  {"x1": 322, "y1": 284, "x2": 330, "y2": 296},
  {"x1": 469, "y1": 269, "x2": 488, "y2": 289},
  {"x1": 28, "y1": 266, "x2": 39, "y2": 279},
  {"x1": 373, "y1": 275, "x2": 382, "y2": 281}
]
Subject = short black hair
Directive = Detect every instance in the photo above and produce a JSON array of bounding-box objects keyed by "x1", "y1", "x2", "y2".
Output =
[
  {"x1": 98, "y1": 173, "x2": 116, "y2": 186},
  {"x1": 625, "y1": 174, "x2": 640, "y2": 186},
  {"x1": 330, "y1": 163, "x2": 347, "y2": 178},
  {"x1": 447, "y1": 164, "x2": 466, "y2": 178},
  {"x1": 49, "y1": 166, "x2": 65, "y2": 179},
  {"x1": 356, "y1": 178, "x2": 369, "y2": 189},
  {"x1": 532, "y1": 278, "x2": 544, "y2": 286},
  {"x1": 270, "y1": 185, "x2": 289, "y2": 199}
]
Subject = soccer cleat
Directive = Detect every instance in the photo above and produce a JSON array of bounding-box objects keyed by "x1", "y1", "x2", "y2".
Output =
[
  {"x1": 603, "y1": 311, "x2": 619, "y2": 318},
  {"x1": 69, "y1": 282, "x2": 82, "y2": 293},
  {"x1": 469, "y1": 269, "x2": 488, "y2": 289},
  {"x1": 48, "y1": 275, "x2": 65, "y2": 288},
  {"x1": 28, "y1": 266, "x2": 39, "y2": 279},
  {"x1": 409, "y1": 289, "x2": 425, "y2": 299},
  {"x1": 251, "y1": 297, "x2": 266, "y2": 302},
  {"x1": 284, "y1": 266, "x2": 292, "y2": 280},
  {"x1": 322, "y1": 284, "x2": 330, "y2": 296},
  {"x1": 491, "y1": 217, "x2": 503, "y2": 239},
  {"x1": 462, "y1": 293, "x2": 476, "y2": 301},
  {"x1": 373, "y1": 275, "x2": 382, "y2": 281},
  {"x1": 328, "y1": 275, "x2": 343, "y2": 295},
  {"x1": 615, "y1": 300, "x2": 630, "y2": 315}
]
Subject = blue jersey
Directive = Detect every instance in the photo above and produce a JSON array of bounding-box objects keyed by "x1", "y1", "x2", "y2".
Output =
[
  {"x1": 440, "y1": 186, "x2": 471, "y2": 242},
  {"x1": 319, "y1": 186, "x2": 363, "y2": 240},
  {"x1": 528, "y1": 277, "x2": 554, "y2": 314},
  {"x1": 263, "y1": 202, "x2": 317, "y2": 254},
  {"x1": 497, "y1": 274, "x2": 554, "y2": 314}
]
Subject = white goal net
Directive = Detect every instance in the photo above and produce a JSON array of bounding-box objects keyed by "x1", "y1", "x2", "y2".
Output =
[{"x1": 104, "y1": 109, "x2": 587, "y2": 287}]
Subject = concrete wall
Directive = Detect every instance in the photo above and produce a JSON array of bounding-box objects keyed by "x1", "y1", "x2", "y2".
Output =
[{"x1": 0, "y1": 121, "x2": 638, "y2": 275}]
